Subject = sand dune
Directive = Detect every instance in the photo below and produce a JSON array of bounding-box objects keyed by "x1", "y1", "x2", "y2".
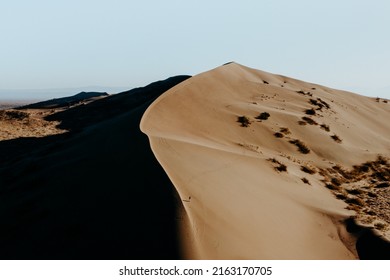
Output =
[{"x1": 141, "y1": 63, "x2": 390, "y2": 259}]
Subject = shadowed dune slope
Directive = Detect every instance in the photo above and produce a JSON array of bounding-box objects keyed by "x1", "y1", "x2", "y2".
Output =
[
  {"x1": 0, "y1": 75, "x2": 190, "y2": 259},
  {"x1": 141, "y1": 63, "x2": 390, "y2": 259}
]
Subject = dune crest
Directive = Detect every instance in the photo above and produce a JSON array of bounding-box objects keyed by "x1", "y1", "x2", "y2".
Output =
[{"x1": 141, "y1": 63, "x2": 390, "y2": 259}]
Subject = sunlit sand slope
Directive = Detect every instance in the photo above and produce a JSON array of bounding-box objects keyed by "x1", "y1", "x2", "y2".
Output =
[{"x1": 141, "y1": 63, "x2": 390, "y2": 259}]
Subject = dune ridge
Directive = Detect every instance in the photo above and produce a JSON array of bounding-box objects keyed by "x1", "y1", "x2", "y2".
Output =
[{"x1": 141, "y1": 63, "x2": 390, "y2": 259}]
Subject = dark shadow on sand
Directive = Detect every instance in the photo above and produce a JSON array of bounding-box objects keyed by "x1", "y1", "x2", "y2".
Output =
[
  {"x1": 346, "y1": 218, "x2": 390, "y2": 259},
  {"x1": 0, "y1": 76, "x2": 190, "y2": 259}
]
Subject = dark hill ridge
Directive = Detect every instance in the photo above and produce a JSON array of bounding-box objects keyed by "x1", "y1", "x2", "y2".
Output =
[
  {"x1": 0, "y1": 75, "x2": 190, "y2": 259},
  {"x1": 20, "y1": 91, "x2": 109, "y2": 109},
  {"x1": 45, "y1": 75, "x2": 191, "y2": 131},
  {"x1": 0, "y1": 76, "x2": 191, "y2": 163}
]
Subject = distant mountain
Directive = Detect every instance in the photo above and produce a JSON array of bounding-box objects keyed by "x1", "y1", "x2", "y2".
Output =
[
  {"x1": 0, "y1": 100, "x2": 35, "y2": 110},
  {"x1": 0, "y1": 86, "x2": 130, "y2": 101},
  {"x1": 20, "y1": 92, "x2": 109, "y2": 109}
]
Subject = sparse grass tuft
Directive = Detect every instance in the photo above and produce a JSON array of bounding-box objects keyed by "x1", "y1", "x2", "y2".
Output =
[
  {"x1": 298, "y1": 121, "x2": 307, "y2": 125},
  {"x1": 331, "y1": 165, "x2": 353, "y2": 179},
  {"x1": 289, "y1": 139, "x2": 310, "y2": 154},
  {"x1": 326, "y1": 184, "x2": 340, "y2": 191},
  {"x1": 296, "y1": 90, "x2": 312, "y2": 96},
  {"x1": 331, "y1": 134, "x2": 342, "y2": 143},
  {"x1": 375, "y1": 182, "x2": 389, "y2": 188},
  {"x1": 0, "y1": 110, "x2": 29, "y2": 120},
  {"x1": 374, "y1": 222, "x2": 387, "y2": 230},
  {"x1": 317, "y1": 98, "x2": 330, "y2": 109},
  {"x1": 237, "y1": 116, "x2": 251, "y2": 127},
  {"x1": 279, "y1": 127, "x2": 291, "y2": 135},
  {"x1": 367, "y1": 191, "x2": 378, "y2": 198},
  {"x1": 377, "y1": 155, "x2": 388, "y2": 165},
  {"x1": 346, "y1": 188, "x2": 365, "y2": 195},
  {"x1": 331, "y1": 177, "x2": 342, "y2": 186},
  {"x1": 345, "y1": 196, "x2": 365, "y2": 207},
  {"x1": 346, "y1": 204, "x2": 363, "y2": 212},
  {"x1": 309, "y1": 99, "x2": 320, "y2": 106},
  {"x1": 268, "y1": 158, "x2": 287, "y2": 172},
  {"x1": 302, "y1": 116, "x2": 318, "y2": 125},
  {"x1": 274, "y1": 132, "x2": 284, "y2": 138},
  {"x1": 256, "y1": 112, "x2": 270, "y2": 120},
  {"x1": 320, "y1": 124, "x2": 330, "y2": 132},
  {"x1": 263, "y1": 80, "x2": 269, "y2": 84},
  {"x1": 364, "y1": 209, "x2": 376, "y2": 216},
  {"x1": 301, "y1": 165, "x2": 316, "y2": 174},
  {"x1": 268, "y1": 158, "x2": 281, "y2": 164},
  {"x1": 275, "y1": 164, "x2": 287, "y2": 172},
  {"x1": 335, "y1": 192, "x2": 347, "y2": 200},
  {"x1": 301, "y1": 177, "x2": 311, "y2": 185}
]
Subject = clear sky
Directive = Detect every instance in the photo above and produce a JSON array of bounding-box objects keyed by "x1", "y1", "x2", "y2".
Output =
[{"x1": 1, "y1": 0, "x2": 389, "y2": 99}]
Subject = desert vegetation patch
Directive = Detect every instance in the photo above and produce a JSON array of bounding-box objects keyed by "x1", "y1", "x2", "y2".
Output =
[{"x1": 320, "y1": 156, "x2": 390, "y2": 233}]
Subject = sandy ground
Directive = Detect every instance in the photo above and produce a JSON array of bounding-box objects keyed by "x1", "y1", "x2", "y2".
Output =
[
  {"x1": 141, "y1": 63, "x2": 390, "y2": 259},
  {"x1": 0, "y1": 109, "x2": 65, "y2": 140}
]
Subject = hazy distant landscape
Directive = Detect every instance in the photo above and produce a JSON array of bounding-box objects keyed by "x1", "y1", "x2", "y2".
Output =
[{"x1": 0, "y1": 86, "x2": 130, "y2": 102}]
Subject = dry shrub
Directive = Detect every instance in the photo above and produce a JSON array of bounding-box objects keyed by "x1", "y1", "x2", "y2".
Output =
[
  {"x1": 237, "y1": 116, "x2": 251, "y2": 127},
  {"x1": 331, "y1": 134, "x2": 342, "y2": 143},
  {"x1": 335, "y1": 192, "x2": 347, "y2": 200},
  {"x1": 256, "y1": 112, "x2": 270, "y2": 120},
  {"x1": 317, "y1": 98, "x2": 330, "y2": 109},
  {"x1": 374, "y1": 222, "x2": 387, "y2": 230},
  {"x1": 268, "y1": 158, "x2": 281, "y2": 164},
  {"x1": 275, "y1": 164, "x2": 287, "y2": 172},
  {"x1": 289, "y1": 139, "x2": 310, "y2": 154},
  {"x1": 301, "y1": 165, "x2": 316, "y2": 174},
  {"x1": 367, "y1": 191, "x2": 378, "y2": 198},
  {"x1": 331, "y1": 177, "x2": 342, "y2": 186},
  {"x1": 304, "y1": 108, "x2": 316, "y2": 115},
  {"x1": 0, "y1": 110, "x2": 29, "y2": 120},
  {"x1": 302, "y1": 116, "x2": 318, "y2": 125},
  {"x1": 279, "y1": 127, "x2": 291, "y2": 135},
  {"x1": 301, "y1": 177, "x2": 311, "y2": 185},
  {"x1": 268, "y1": 158, "x2": 287, "y2": 172},
  {"x1": 346, "y1": 188, "x2": 365, "y2": 195},
  {"x1": 346, "y1": 196, "x2": 365, "y2": 207},
  {"x1": 375, "y1": 182, "x2": 389, "y2": 189},
  {"x1": 320, "y1": 124, "x2": 330, "y2": 132},
  {"x1": 326, "y1": 184, "x2": 340, "y2": 191}
]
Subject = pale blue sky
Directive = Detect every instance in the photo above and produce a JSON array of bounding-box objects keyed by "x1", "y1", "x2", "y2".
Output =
[{"x1": 1, "y1": 0, "x2": 389, "y2": 99}]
